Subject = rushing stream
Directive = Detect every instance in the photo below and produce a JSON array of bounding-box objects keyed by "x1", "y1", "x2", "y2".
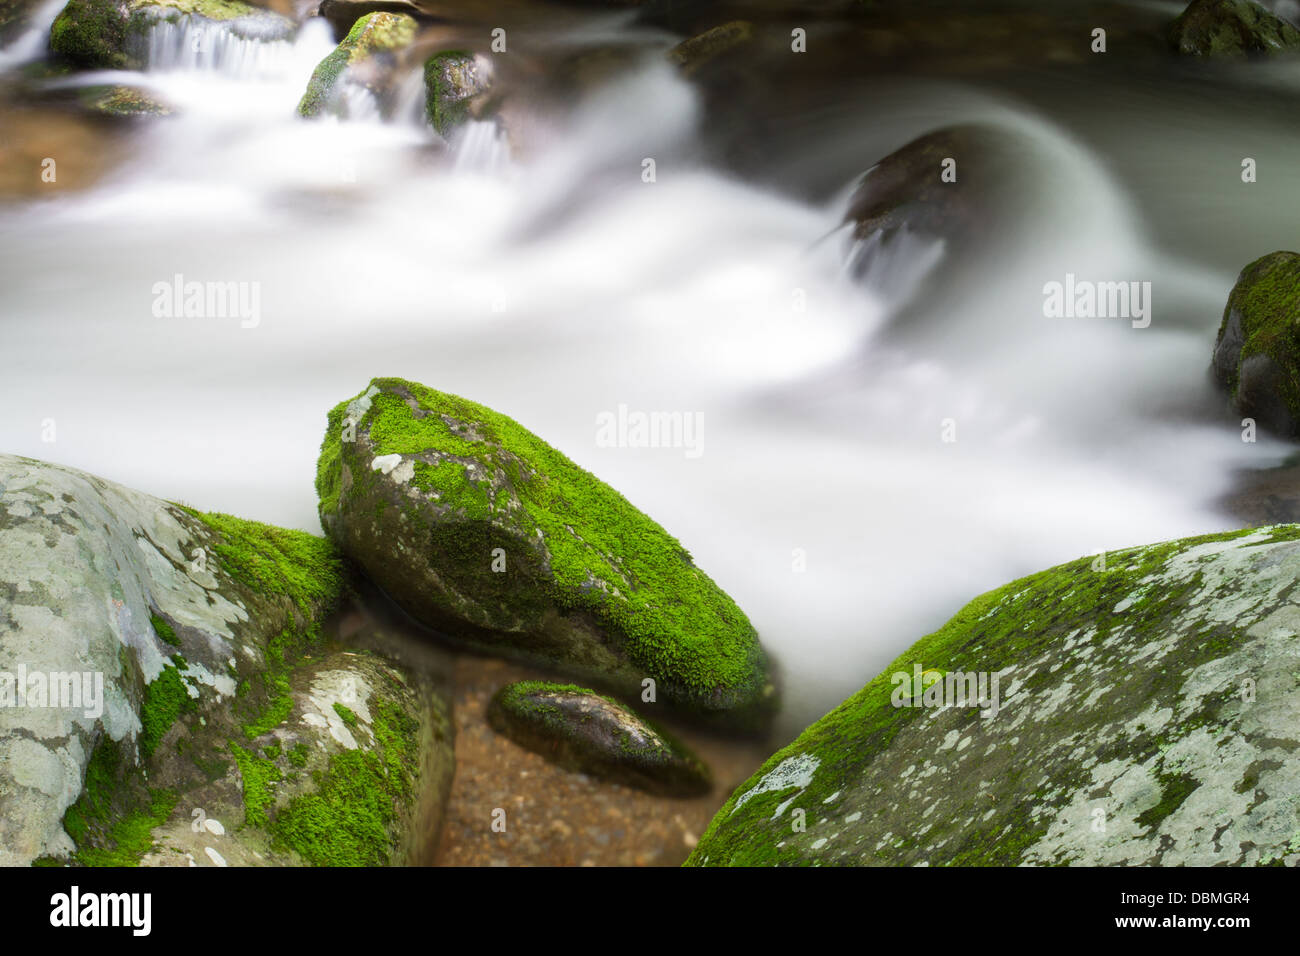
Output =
[{"x1": 2, "y1": 1, "x2": 1296, "y2": 735}]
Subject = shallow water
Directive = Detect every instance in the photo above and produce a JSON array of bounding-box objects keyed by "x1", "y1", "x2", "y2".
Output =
[{"x1": 1, "y1": 2, "x2": 1294, "y2": 734}]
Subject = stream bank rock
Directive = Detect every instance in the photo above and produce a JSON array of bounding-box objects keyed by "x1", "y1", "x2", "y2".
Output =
[
  {"x1": 689, "y1": 525, "x2": 1300, "y2": 866},
  {"x1": 1169, "y1": 0, "x2": 1300, "y2": 56},
  {"x1": 49, "y1": 0, "x2": 294, "y2": 70},
  {"x1": 488, "y1": 680, "x2": 711, "y2": 796},
  {"x1": 316, "y1": 377, "x2": 776, "y2": 730},
  {"x1": 1212, "y1": 251, "x2": 1300, "y2": 437},
  {"x1": 0, "y1": 454, "x2": 448, "y2": 866},
  {"x1": 298, "y1": 11, "x2": 416, "y2": 119}
]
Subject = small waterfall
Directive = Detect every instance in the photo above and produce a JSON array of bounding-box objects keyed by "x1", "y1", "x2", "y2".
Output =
[
  {"x1": 452, "y1": 119, "x2": 509, "y2": 172},
  {"x1": 0, "y1": 0, "x2": 67, "y2": 72},
  {"x1": 142, "y1": 14, "x2": 298, "y2": 80},
  {"x1": 844, "y1": 226, "x2": 947, "y2": 312}
]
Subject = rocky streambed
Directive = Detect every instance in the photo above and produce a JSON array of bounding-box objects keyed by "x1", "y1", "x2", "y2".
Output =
[{"x1": 5, "y1": 0, "x2": 1300, "y2": 869}]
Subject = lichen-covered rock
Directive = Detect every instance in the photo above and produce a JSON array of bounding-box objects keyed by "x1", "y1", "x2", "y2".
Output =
[
  {"x1": 1169, "y1": 0, "x2": 1300, "y2": 56},
  {"x1": 297, "y1": 10, "x2": 415, "y2": 119},
  {"x1": 48, "y1": 0, "x2": 294, "y2": 70},
  {"x1": 1212, "y1": 251, "x2": 1300, "y2": 437},
  {"x1": 139, "y1": 646, "x2": 454, "y2": 866},
  {"x1": 0, "y1": 454, "x2": 448, "y2": 866},
  {"x1": 689, "y1": 525, "x2": 1300, "y2": 866},
  {"x1": 667, "y1": 20, "x2": 753, "y2": 75},
  {"x1": 488, "y1": 680, "x2": 711, "y2": 796},
  {"x1": 316, "y1": 377, "x2": 776, "y2": 729},
  {"x1": 422, "y1": 50, "x2": 490, "y2": 137}
]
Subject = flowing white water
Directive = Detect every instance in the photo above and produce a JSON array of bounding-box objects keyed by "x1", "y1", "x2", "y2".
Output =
[
  {"x1": 0, "y1": 0, "x2": 66, "y2": 70},
  {"x1": 0, "y1": 16, "x2": 1283, "y2": 733}
]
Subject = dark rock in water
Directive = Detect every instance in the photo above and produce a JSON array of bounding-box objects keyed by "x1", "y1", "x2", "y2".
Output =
[
  {"x1": 315, "y1": 377, "x2": 777, "y2": 730},
  {"x1": 488, "y1": 681, "x2": 711, "y2": 796},
  {"x1": 1212, "y1": 251, "x2": 1300, "y2": 437},
  {"x1": 1169, "y1": 0, "x2": 1300, "y2": 56},
  {"x1": 423, "y1": 50, "x2": 490, "y2": 136},
  {"x1": 49, "y1": 0, "x2": 295, "y2": 70},
  {"x1": 689, "y1": 526, "x2": 1300, "y2": 866},
  {"x1": 667, "y1": 20, "x2": 754, "y2": 75},
  {"x1": 844, "y1": 124, "x2": 1021, "y2": 247}
]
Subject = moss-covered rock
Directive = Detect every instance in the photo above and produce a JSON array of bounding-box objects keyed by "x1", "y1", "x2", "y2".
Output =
[
  {"x1": 48, "y1": 0, "x2": 294, "y2": 70},
  {"x1": 316, "y1": 377, "x2": 776, "y2": 729},
  {"x1": 296, "y1": 11, "x2": 415, "y2": 119},
  {"x1": 78, "y1": 84, "x2": 172, "y2": 116},
  {"x1": 1212, "y1": 251, "x2": 1300, "y2": 436},
  {"x1": 689, "y1": 525, "x2": 1300, "y2": 866},
  {"x1": 0, "y1": 454, "x2": 450, "y2": 867},
  {"x1": 422, "y1": 50, "x2": 489, "y2": 137},
  {"x1": 1168, "y1": 0, "x2": 1300, "y2": 56},
  {"x1": 488, "y1": 680, "x2": 711, "y2": 796}
]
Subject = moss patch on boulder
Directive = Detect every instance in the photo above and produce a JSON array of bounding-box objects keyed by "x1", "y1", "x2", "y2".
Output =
[{"x1": 689, "y1": 525, "x2": 1300, "y2": 866}]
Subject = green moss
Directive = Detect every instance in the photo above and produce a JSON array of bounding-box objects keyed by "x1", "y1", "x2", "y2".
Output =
[
  {"x1": 230, "y1": 743, "x2": 282, "y2": 828},
  {"x1": 182, "y1": 509, "x2": 343, "y2": 616},
  {"x1": 287, "y1": 743, "x2": 311, "y2": 768},
  {"x1": 687, "y1": 523, "x2": 1300, "y2": 866},
  {"x1": 321, "y1": 378, "x2": 766, "y2": 701},
  {"x1": 140, "y1": 664, "x2": 197, "y2": 759},
  {"x1": 49, "y1": 0, "x2": 130, "y2": 69},
  {"x1": 333, "y1": 702, "x2": 358, "y2": 727},
  {"x1": 60, "y1": 737, "x2": 176, "y2": 867},
  {"x1": 1136, "y1": 768, "x2": 1200, "y2": 830},
  {"x1": 150, "y1": 612, "x2": 180, "y2": 647},
  {"x1": 269, "y1": 696, "x2": 417, "y2": 865}
]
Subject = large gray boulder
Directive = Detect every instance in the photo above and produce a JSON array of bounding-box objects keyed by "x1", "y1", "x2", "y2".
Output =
[
  {"x1": 0, "y1": 454, "x2": 451, "y2": 866},
  {"x1": 689, "y1": 525, "x2": 1300, "y2": 866}
]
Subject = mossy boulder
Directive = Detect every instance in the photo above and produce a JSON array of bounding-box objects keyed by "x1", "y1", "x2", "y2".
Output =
[
  {"x1": 1212, "y1": 251, "x2": 1300, "y2": 436},
  {"x1": 316, "y1": 377, "x2": 776, "y2": 728},
  {"x1": 422, "y1": 50, "x2": 490, "y2": 137},
  {"x1": 488, "y1": 681, "x2": 711, "y2": 796},
  {"x1": 1169, "y1": 0, "x2": 1300, "y2": 56},
  {"x1": 0, "y1": 454, "x2": 448, "y2": 866},
  {"x1": 297, "y1": 11, "x2": 416, "y2": 119},
  {"x1": 689, "y1": 525, "x2": 1300, "y2": 866},
  {"x1": 48, "y1": 0, "x2": 294, "y2": 70}
]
